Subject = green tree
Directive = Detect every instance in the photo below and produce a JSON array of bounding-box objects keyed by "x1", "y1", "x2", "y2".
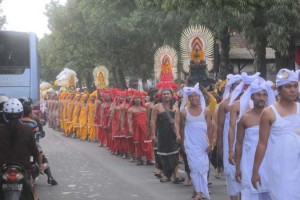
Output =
[
  {"x1": 233, "y1": 0, "x2": 300, "y2": 77},
  {"x1": 0, "y1": 0, "x2": 6, "y2": 29},
  {"x1": 266, "y1": 0, "x2": 300, "y2": 71},
  {"x1": 155, "y1": 0, "x2": 242, "y2": 79}
]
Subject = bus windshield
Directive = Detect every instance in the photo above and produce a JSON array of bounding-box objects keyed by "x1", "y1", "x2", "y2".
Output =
[
  {"x1": 0, "y1": 31, "x2": 39, "y2": 104},
  {"x1": 0, "y1": 31, "x2": 30, "y2": 74}
]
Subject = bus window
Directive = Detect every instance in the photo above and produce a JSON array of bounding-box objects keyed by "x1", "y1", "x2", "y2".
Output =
[{"x1": 0, "y1": 32, "x2": 30, "y2": 74}]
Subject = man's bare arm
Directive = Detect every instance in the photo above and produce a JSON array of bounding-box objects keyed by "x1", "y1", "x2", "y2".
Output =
[
  {"x1": 107, "y1": 105, "x2": 116, "y2": 127},
  {"x1": 127, "y1": 108, "x2": 133, "y2": 135},
  {"x1": 94, "y1": 101, "x2": 99, "y2": 120},
  {"x1": 150, "y1": 105, "x2": 159, "y2": 139},
  {"x1": 235, "y1": 117, "x2": 246, "y2": 183},
  {"x1": 217, "y1": 102, "x2": 226, "y2": 159},
  {"x1": 205, "y1": 108, "x2": 213, "y2": 152},
  {"x1": 179, "y1": 110, "x2": 186, "y2": 150},
  {"x1": 120, "y1": 105, "x2": 125, "y2": 130},
  {"x1": 99, "y1": 104, "x2": 105, "y2": 126},
  {"x1": 174, "y1": 108, "x2": 181, "y2": 139},
  {"x1": 228, "y1": 101, "x2": 239, "y2": 165},
  {"x1": 251, "y1": 108, "x2": 273, "y2": 189}
]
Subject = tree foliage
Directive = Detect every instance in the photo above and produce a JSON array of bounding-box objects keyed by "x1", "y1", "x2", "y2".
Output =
[
  {"x1": 39, "y1": 0, "x2": 300, "y2": 87},
  {"x1": 0, "y1": 0, "x2": 6, "y2": 30}
]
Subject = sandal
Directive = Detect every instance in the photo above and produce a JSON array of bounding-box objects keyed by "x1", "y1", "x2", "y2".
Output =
[
  {"x1": 195, "y1": 194, "x2": 203, "y2": 200},
  {"x1": 191, "y1": 191, "x2": 196, "y2": 198},
  {"x1": 154, "y1": 171, "x2": 162, "y2": 178},
  {"x1": 184, "y1": 179, "x2": 192, "y2": 186},
  {"x1": 173, "y1": 177, "x2": 185, "y2": 184},
  {"x1": 146, "y1": 160, "x2": 155, "y2": 165},
  {"x1": 160, "y1": 176, "x2": 171, "y2": 183},
  {"x1": 136, "y1": 160, "x2": 143, "y2": 165}
]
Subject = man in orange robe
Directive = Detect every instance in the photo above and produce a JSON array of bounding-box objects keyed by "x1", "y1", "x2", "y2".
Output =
[
  {"x1": 79, "y1": 94, "x2": 89, "y2": 140},
  {"x1": 87, "y1": 91, "x2": 97, "y2": 142}
]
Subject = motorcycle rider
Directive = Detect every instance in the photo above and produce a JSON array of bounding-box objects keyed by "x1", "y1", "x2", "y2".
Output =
[
  {"x1": 0, "y1": 98, "x2": 42, "y2": 200},
  {"x1": 21, "y1": 102, "x2": 58, "y2": 185},
  {"x1": 0, "y1": 96, "x2": 9, "y2": 125}
]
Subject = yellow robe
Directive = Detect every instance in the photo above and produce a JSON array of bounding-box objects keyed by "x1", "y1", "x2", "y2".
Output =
[
  {"x1": 72, "y1": 104, "x2": 81, "y2": 137},
  {"x1": 60, "y1": 101, "x2": 66, "y2": 133},
  {"x1": 65, "y1": 102, "x2": 74, "y2": 135},
  {"x1": 62, "y1": 101, "x2": 70, "y2": 135},
  {"x1": 79, "y1": 104, "x2": 88, "y2": 140},
  {"x1": 88, "y1": 103, "x2": 96, "y2": 141}
]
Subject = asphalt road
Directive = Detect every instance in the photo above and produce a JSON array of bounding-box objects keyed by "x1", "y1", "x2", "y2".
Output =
[{"x1": 36, "y1": 127, "x2": 228, "y2": 200}]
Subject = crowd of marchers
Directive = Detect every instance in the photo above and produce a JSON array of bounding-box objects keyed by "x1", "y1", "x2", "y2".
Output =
[{"x1": 1, "y1": 68, "x2": 300, "y2": 200}]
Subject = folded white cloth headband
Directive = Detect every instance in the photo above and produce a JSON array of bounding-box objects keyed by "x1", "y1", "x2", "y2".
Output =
[
  {"x1": 238, "y1": 78, "x2": 276, "y2": 121},
  {"x1": 222, "y1": 74, "x2": 243, "y2": 101},
  {"x1": 276, "y1": 68, "x2": 299, "y2": 87},
  {"x1": 229, "y1": 72, "x2": 261, "y2": 105},
  {"x1": 180, "y1": 83, "x2": 206, "y2": 112}
]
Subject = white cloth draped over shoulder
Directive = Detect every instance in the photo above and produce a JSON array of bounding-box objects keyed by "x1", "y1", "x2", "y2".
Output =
[{"x1": 241, "y1": 126, "x2": 270, "y2": 198}]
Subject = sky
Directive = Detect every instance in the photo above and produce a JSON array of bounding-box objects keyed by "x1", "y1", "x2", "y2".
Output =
[{"x1": 1, "y1": 0, "x2": 66, "y2": 39}]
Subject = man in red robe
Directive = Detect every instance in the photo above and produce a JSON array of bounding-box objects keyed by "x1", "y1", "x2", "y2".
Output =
[{"x1": 128, "y1": 91, "x2": 154, "y2": 165}]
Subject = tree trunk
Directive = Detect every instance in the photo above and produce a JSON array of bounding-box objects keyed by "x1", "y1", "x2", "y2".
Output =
[
  {"x1": 275, "y1": 45, "x2": 296, "y2": 71},
  {"x1": 218, "y1": 27, "x2": 231, "y2": 79},
  {"x1": 111, "y1": 66, "x2": 119, "y2": 88},
  {"x1": 253, "y1": 38, "x2": 267, "y2": 78},
  {"x1": 252, "y1": 9, "x2": 267, "y2": 78},
  {"x1": 86, "y1": 71, "x2": 95, "y2": 92},
  {"x1": 142, "y1": 78, "x2": 149, "y2": 91},
  {"x1": 117, "y1": 67, "x2": 127, "y2": 90}
]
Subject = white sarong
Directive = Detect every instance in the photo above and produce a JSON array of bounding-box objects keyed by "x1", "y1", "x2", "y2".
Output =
[
  {"x1": 241, "y1": 125, "x2": 271, "y2": 200},
  {"x1": 267, "y1": 104, "x2": 300, "y2": 200},
  {"x1": 184, "y1": 108, "x2": 210, "y2": 199},
  {"x1": 223, "y1": 112, "x2": 241, "y2": 196}
]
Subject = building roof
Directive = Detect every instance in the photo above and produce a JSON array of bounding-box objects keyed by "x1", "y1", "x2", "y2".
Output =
[
  {"x1": 229, "y1": 48, "x2": 275, "y2": 60},
  {"x1": 229, "y1": 33, "x2": 275, "y2": 60}
]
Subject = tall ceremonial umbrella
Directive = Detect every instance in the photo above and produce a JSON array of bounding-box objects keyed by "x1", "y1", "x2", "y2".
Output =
[{"x1": 55, "y1": 68, "x2": 78, "y2": 90}]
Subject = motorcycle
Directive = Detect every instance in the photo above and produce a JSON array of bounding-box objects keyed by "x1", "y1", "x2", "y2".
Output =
[{"x1": 0, "y1": 162, "x2": 35, "y2": 200}]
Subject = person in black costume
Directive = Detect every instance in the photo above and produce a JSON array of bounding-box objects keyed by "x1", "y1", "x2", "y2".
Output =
[{"x1": 150, "y1": 88, "x2": 184, "y2": 183}]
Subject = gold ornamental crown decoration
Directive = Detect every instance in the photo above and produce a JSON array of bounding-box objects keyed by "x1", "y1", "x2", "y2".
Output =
[
  {"x1": 93, "y1": 66, "x2": 109, "y2": 89},
  {"x1": 180, "y1": 25, "x2": 214, "y2": 72}
]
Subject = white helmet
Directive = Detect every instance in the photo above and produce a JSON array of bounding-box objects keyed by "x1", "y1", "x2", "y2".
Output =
[{"x1": 3, "y1": 99, "x2": 23, "y2": 121}]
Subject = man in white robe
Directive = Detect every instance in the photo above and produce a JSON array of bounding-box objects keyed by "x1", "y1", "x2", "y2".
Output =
[
  {"x1": 217, "y1": 74, "x2": 243, "y2": 200},
  {"x1": 235, "y1": 79, "x2": 274, "y2": 200},
  {"x1": 180, "y1": 83, "x2": 213, "y2": 200},
  {"x1": 252, "y1": 69, "x2": 300, "y2": 200}
]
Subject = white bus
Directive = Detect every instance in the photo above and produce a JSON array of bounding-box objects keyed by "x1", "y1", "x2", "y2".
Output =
[{"x1": 0, "y1": 31, "x2": 40, "y2": 116}]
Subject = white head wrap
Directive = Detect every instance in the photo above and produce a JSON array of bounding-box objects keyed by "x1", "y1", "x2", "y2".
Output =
[
  {"x1": 238, "y1": 78, "x2": 276, "y2": 121},
  {"x1": 229, "y1": 72, "x2": 261, "y2": 105},
  {"x1": 276, "y1": 68, "x2": 298, "y2": 87},
  {"x1": 222, "y1": 74, "x2": 243, "y2": 101},
  {"x1": 180, "y1": 83, "x2": 206, "y2": 112}
]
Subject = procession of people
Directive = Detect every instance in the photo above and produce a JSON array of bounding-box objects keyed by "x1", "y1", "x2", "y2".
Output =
[{"x1": 40, "y1": 67, "x2": 300, "y2": 200}]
